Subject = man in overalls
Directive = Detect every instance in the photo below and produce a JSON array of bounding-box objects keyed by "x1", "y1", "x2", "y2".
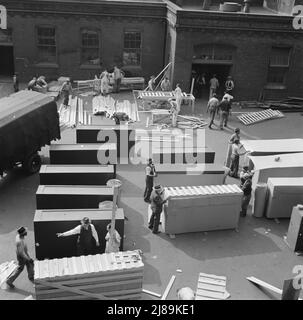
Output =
[
  {"x1": 57, "y1": 217, "x2": 100, "y2": 256},
  {"x1": 144, "y1": 158, "x2": 156, "y2": 203}
]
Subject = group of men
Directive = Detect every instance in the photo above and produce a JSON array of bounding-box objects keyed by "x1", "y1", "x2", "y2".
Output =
[{"x1": 6, "y1": 218, "x2": 121, "y2": 289}]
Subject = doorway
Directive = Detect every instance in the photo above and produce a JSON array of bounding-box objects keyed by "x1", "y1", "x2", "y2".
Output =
[
  {"x1": 192, "y1": 63, "x2": 232, "y2": 99},
  {"x1": 0, "y1": 46, "x2": 15, "y2": 76}
]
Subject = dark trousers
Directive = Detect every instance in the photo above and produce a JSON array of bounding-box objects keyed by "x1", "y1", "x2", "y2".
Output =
[
  {"x1": 220, "y1": 111, "x2": 229, "y2": 128},
  {"x1": 115, "y1": 78, "x2": 121, "y2": 93},
  {"x1": 241, "y1": 194, "x2": 251, "y2": 216},
  {"x1": 209, "y1": 110, "x2": 216, "y2": 127},
  {"x1": 149, "y1": 207, "x2": 162, "y2": 233},
  {"x1": 7, "y1": 258, "x2": 34, "y2": 285},
  {"x1": 63, "y1": 92, "x2": 69, "y2": 106},
  {"x1": 76, "y1": 243, "x2": 94, "y2": 256},
  {"x1": 144, "y1": 176, "x2": 153, "y2": 203},
  {"x1": 229, "y1": 154, "x2": 239, "y2": 178}
]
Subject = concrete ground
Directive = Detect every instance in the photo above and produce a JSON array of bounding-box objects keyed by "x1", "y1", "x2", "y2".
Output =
[{"x1": 0, "y1": 81, "x2": 303, "y2": 300}]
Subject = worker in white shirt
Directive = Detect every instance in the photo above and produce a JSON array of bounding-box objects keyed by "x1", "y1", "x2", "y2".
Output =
[
  {"x1": 174, "y1": 83, "x2": 183, "y2": 113},
  {"x1": 148, "y1": 75, "x2": 156, "y2": 91},
  {"x1": 209, "y1": 74, "x2": 219, "y2": 100},
  {"x1": 169, "y1": 98, "x2": 179, "y2": 127},
  {"x1": 56, "y1": 217, "x2": 100, "y2": 256},
  {"x1": 105, "y1": 223, "x2": 121, "y2": 253},
  {"x1": 229, "y1": 140, "x2": 249, "y2": 178},
  {"x1": 160, "y1": 77, "x2": 171, "y2": 91},
  {"x1": 113, "y1": 66, "x2": 124, "y2": 93}
]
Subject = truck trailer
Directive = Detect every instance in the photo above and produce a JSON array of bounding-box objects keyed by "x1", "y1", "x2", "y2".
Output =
[{"x1": 0, "y1": 90, "x2": 60, "y2": 175}]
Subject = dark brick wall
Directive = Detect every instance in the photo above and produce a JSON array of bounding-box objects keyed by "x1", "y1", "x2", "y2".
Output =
[
  {"x1": 171, "y1": 28, "x2": 303, "y2": 100},
  {"x1": 8, "y1": 13, "x2": 166, "y2": 82}
]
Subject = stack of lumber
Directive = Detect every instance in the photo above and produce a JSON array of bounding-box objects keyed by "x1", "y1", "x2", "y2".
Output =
[
  {"x1": 58, "y1": 96, "x2": 78, "y2": 130},
  {"x1": 262, "y1": 97, "x2": 303, "y2": 112},
  {"x1": 195, "y1": 272, "x2": 230, "y2": 300},
  {"x1": 77, "y1": 97, "x2": 92, "y2": 125},
  {"x1": 34, "y1": 250, "x2": 144, "y2": 300},
  {"x1": 115, "y1": 100, "x2": 140, "y2": 122},
  {"x1": 92, "y1": 95, "x2": 116, "y2": 115},
  {"x1": 162, "y1": 184, "x2": 242, "y2": 234},
  {"x1": 237, "y1": 109, "x2": 284, "y2": 125},
  {"x1": 177, "y1": 114, "x2": 208, "y2": 129},
  {"x1": 121, "y1": 77, "x2": 145, "y2": 90},
  {"x1": 0, "y1": 261, "x2": 18, "y2": 286}
]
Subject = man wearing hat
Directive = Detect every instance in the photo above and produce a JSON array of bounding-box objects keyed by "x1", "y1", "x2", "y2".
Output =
[
  {"x1": 144, "y1": 158, "x2": 157, "y2": 203},
  {"x1": 240, "y1": 168, "x2": 253, "y2": 217},
  {"x1": 6, "y1": 227, "x2": 34, "y2": 289},
  {"x1": 60, "y1": 78, "x2": 72, "y2": 108},
  {"x1": 149, "y1": 185, "x2": 168, "y2": 234},
  {"x1": 225, "y1": 76, "x2": 234, "y2": 96},
  {"x1": 57, "y1": 217, "x2": 100, "y2": 256}
]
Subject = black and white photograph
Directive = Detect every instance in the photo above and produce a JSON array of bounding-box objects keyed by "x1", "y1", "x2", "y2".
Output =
[{"x1": 0, "y1": 0, "x2": 303, "y2": 305}]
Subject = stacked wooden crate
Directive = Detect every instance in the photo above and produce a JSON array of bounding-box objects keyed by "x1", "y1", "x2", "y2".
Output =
[
  {"x1": 58, "y1": 96, "x2": 78, "y2": 129},
  {"x1": 34, "y1": 250, "x2": 144, "y2": 300},
  {"x1": 162, "y1": 184, "x2": 243, "y2": 234}
]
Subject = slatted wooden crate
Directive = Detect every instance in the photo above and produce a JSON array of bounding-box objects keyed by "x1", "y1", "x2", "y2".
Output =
[
  {"x1": 76, "y1": 125, "x2": 135, "y2": 159},
  {"x1": 162, "y1": 184, "x2": 243, "y2": 234},
  {"x1": 39, "y1": 165, "x2": 116, "y2": 185},
  {"x1": 36, "y1": 185, "x2": 114, "y2": 209},
  {"x1": 195, "y1": 272, "x2": 230, "y2": 300},
  {"x1": 49, "y1": 143, "x2": 117, "y2": 165},
  {"x1": 237, "y1": 109, "x2": 284, "y2": 125},
  {"x1": 34, "y1": 208, "x2": 125, "y2": 259},
  {"x1": 34, "y1": 251, "x2": 144, "y2": 300},
  {"x1": 154, "y1": 164, "x2": 227, "y2": 187},
  {"x1": 0, "y1": 261, "x2": 18, "y2": 286}
]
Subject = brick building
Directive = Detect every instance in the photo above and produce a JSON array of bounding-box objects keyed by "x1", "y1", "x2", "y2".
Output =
[{"x1": 1, "y1": 0, "x2": 303, "y2": 100}]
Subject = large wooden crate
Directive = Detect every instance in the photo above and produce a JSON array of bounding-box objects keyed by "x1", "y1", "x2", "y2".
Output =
[
  {"x1": 76, "y1": 125, "x2": 135, "y2": 159},
  {"x1": 265, "y1": 177, "x2": 303, "y2": 218},
  {"x1": 154, "y1": 164, "x2": 227, "y2": 187},
  {"x1": 151, "y1": 146, "x2": 215, "y2": 164},
  {"x1": 49, "y1": 143, "x2": 117, "y2": 165},
  {"x1": 34, "y1": 208, "x2": 125, "y2": 259},
  {"x1": 36, "y1": 185, "x2": 114, "y2": 209},
  {"x1": 34, "y1": 251, "x2": 144, "y2": 300},
  {"x1": 39, "y1": 165, "x2": 115, "y2": 185},
  {"x1": 163, "y1": 184, "x2": 243, "y2": 234}
]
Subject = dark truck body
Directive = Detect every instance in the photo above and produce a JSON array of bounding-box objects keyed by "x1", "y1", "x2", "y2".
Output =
[{"x1": 0, "y1": 90, "x2": 60, "y2": 174}]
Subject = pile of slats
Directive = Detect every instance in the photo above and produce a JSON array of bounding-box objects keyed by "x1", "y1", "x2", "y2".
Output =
[
  {"x1": 195, "y1": 272, "x2": 230, "y2": 300},
  {"x1": 77, "y1": 97, "x2": 92, "y2": 125},
  {"x1": 120, "y1": 77, "x2": 145, "y2": 90},
  {"x1": 164, "y1": 184, "x2": 242, "y2": 198},
  {"x1": 237, "y1": 109, "x2": 284, "y2": 125},
  {"x1": 0, "y1": 261, "x2": 18, "y2": 286},
  {"x1": 58, "y1": 96, "x2": 78, "y2": 130},
  {"x1": 116, "y1": 100, "x2": 140, "y2": 122},
  {"x1": 34, "y1": 250, "x2": 144, "y2": 300},
  {"x1": 92, "y1": 95, "x2": 116, "y2": 115},
  {"x1": 177, "y1": 115, "x2": 208, "y2": 129}
]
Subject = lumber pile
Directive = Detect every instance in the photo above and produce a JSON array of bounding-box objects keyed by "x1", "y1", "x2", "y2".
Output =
[
  {"x1": 237, "y1": 109, "x2": 284, "y2": 125},
  {"x1": 116, "y1": 100, "x2": 140, "y2": 122},
  {"x1": 177, "y1": 114, "x2": 208, "y2": 129},
  {"x1": 262, "y1": 97, "x2": 303, "y2": 112},
  {"x1": 0, "y1": 261, "x2": 18, "y2": 286},
  {"x1": 34, "y1": 250, "x2": 144, "y2": 300},
  {"x1": 58, "y1": 96, "x2": 78, "y2": 130},
  {"x1": 92, "y1": 95, "x2": 116, "y2": 115},
  {"x1": 162, "y1": 184, "x2": 243, "y2": 234}
]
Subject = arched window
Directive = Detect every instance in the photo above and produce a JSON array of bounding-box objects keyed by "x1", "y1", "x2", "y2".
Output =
[{"x1": 81, "y1": 29, "x2": 100, "y2": 65}]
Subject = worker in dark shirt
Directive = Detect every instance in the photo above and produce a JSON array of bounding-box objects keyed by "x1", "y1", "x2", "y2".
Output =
[
  {"x1": 218, "y1": 96, "x2": 232, "y2": 129},
  {"x1": 144, "y1": 158, "x2": 157, "y2": 203},
  {"x1": 240, "y1": 174, "x2": 253, "y2": 217},
  {"x1": 148, "y1": 185, "x2": 168, "y2": 234}
]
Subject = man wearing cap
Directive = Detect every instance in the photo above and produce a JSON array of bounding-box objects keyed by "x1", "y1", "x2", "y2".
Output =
[
  {"x1": 149, "y1": 185, "x2": 168, "y2": 234},
  {"x1": 60, "y1": 78, "x2": 72, "y2": 108},
  {"x1": 144, "y1": 158, "x2": 157, "y2": 203},
  {"x1": 57, "y1": 217, "x2": 100, "y2": 256},
  {"x1": 6, "y1": 227, "x2": 34, "y2": 289},
  {"x1": 225, "y1": 76, "x2": 234, "y2": 96},
  {"x1": 218, "y1": 95, "x2": 232, "y2": 129}
]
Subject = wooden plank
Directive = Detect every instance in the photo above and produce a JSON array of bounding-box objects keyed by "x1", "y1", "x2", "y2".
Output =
[
  {"x1": 142, "y1": 288, "x2": 162, "y2": 298},
  {"x1": 195, "y1": 288, "x2": 226, "y2": 299},
  {"x1": 246, "y1": 276, "x2": 282, "y2": 295},
  {"x1": 161, "y1": 275, "x2": 176, "y2": 300},
  {"x1": 198, "y1": 276, "x2": 226, "y2": 286},
  {"x1": 199, "y1": 272, "x2": 227, "y2": 281},
  {"x1": 197, "y1": 282, "x2": 226, "y2": 293}
]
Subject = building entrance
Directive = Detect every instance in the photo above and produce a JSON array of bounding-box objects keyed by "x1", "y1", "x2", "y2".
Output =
[{"x1": 0, "y1": 46, "x2": 15, "y2": 76}]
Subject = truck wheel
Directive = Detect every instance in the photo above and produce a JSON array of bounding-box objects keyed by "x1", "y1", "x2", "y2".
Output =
[{"x1": 23, "y1": 153, "x2": 41, "y2": 174}]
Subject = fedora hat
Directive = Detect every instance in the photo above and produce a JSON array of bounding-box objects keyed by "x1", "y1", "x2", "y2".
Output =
[{"x1": 17, "y1": 226, "x2": 27, "y2": 236}]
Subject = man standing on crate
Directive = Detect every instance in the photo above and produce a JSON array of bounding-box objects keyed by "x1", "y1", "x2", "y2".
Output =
[
  {"x1": 6, "y1": 227, "x2": 34, "y2": 289},
  {"x1": 144, "y1": 158, "x2": 157, "y2": 203},
  {"x1": 57, "y1": 217, "x2": 100, "y2": 256},
  {"x1": 60, "y1": 78, "x2": 72, "y2": 108}
]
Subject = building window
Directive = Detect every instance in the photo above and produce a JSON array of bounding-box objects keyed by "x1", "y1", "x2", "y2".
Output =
[
  {"x1": 37, "y1": 26, "x2": 57, "y2": 63},
  {"x1": 193, "y1": 44, "x2": 233, "y2": 63},
  {"x1": 123, "y1": 31, "x2": 142, "y2": 66},
  {"x1": 81, "y1": 29, "x2": 100, "y2": 66},
  {"x1": 267, "y1": 47, "x2": 291, "y2": 84}
]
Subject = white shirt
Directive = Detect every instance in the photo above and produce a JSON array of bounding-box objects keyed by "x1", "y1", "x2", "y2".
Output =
[
  {"x1": 105, "y1": 230, "x2": 121, "y2": 253},
  {"x1": 223, "y1": 93, "x2": 234, "y2": 101},
  {"x1": 61, "y1": 224, "x2": 99, "y2": 243}
]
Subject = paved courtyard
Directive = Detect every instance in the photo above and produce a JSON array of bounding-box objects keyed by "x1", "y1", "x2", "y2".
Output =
[{"x1": 0, "y1": 82, "x2": 303, "y2": 300}]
